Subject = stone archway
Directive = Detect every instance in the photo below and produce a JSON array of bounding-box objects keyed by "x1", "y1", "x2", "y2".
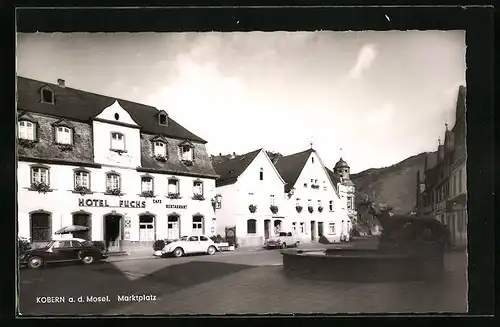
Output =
[
  {"x1": 29, "y1": 209, "x2": 52, "y2": 248},
  {"x1": 103, "y1": 211, "x2": 124, "y2": 253},
  {"x1": 139, "y1": 212, "x2": 156, "y2": 242},
  {"x1": 72, "y1": 210, "x2": 92, "y2": 240},
  {"x1": 167, "y1": 213, "x2": 180, "y2": 240}
]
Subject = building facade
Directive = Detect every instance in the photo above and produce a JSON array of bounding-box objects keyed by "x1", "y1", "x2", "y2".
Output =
[
  {"x1": 420, "y1": 86, "x2": 467, "y2": 248},
  {"x1": 330, "y1": 158, "x2": 357, "y2": 222},
  {"x1": 17, "y1": 77, "x2": 219, "y2": 252},
  {"x1": 275, "y1": 149, "x2": 351, "y2": 244},
  {"x1": 213, "y1": 149, "x2": 287, "y2": 247}
]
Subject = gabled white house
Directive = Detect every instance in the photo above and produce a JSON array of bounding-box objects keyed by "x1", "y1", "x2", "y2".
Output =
[
  {"x1": 274, "y1": 149, "x2": 351, "y2": 244},
  {"x1": 213, "y1": 149, "x2": 286, "y2": 247}
]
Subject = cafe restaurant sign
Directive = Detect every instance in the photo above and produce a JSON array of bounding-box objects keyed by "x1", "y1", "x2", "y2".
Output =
[{"x1": 78, "y1": 198, "x2": 188, "y2": 210}]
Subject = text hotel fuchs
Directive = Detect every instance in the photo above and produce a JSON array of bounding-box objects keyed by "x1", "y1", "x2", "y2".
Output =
[{"x1": 17, "y1": 76, "x2": 220, "y2": 252}]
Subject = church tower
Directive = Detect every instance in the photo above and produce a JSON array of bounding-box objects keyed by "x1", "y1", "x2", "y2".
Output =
[{"x1": 334, "y1": 157, "x2": 356, "y2": 220}]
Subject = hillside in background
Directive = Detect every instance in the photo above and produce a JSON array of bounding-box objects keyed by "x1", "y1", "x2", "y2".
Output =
[{"x1": 351, "y1": 152, "x2": 436, "y2": 214}]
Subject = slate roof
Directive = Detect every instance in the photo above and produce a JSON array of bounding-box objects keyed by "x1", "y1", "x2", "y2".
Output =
[
  {"x1": 17, "y1": 76, "x2": 206, "y2": 143},
  {"x1": 274, "y1": 149, "x2": 314, "y2": 193},
  {"x1": 212, "y1": 149, "x2": 262, "y2": 187},
  {"x1": 334, "y1": 158, "x2": 350, "y2": 169}
]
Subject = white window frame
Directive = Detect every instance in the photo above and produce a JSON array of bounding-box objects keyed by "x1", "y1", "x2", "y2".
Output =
[
  {"x1": 299, "y1": 222, "x2": 305, "y2": 234},
  {"x1": 31, "y1": 167, "x2": 49, "y2": 185},
  {"x1": 193, "y1": 180, "x2": 203, "y2": 196},
  {"x1": 192, "y1": 216, "x2": 203, "y2": 234},
  {"x1": 56, "y1": 126, "x2": 72, "y2": 144},
  {"x1": 347, "y1": 196, "x2": 352, "y2": 209},
  {"x1": 110, "y1": 132, "x2": 125, "y2": 151},
  {"x1": 328, "y1": 222, "x2": 336, "y2": 235},
  {"x1": 74, "y1": 171, "x2": 90, "y2": 188},
  {"x1": 141, "y1": 176, "x2": 154, "y2": 193},
  {"x1": 270, "y1": 195, "x2": 275, "y2": 206},
  {"x1": 329, "y1": 200, "x2": 334, "y2": 211},
  {"x1": 295, "y1": 198, "x2": 301, "y2": 206},
  {"x1": 168, "y1": 178, "x2": 180, "y2": 195},
  {"x1": 18, "y1": 121, "x2": 35, "y2": 140},
  {"x1": 292, "y1": 222, "x2": 297, "y2": 232},
  {"x1": 154, "y1": 141, "x2": 166, "y2": 157},
  {"x1": 106, "y1": 173, "x2": 121, "y2": 191},
  {"x1": 180, "y1": 145, "x2": 193, "y2": 161}
]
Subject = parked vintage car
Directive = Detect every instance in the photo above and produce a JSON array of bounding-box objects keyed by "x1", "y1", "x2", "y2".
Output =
[
  {"x1": 265, "y1": 232, "x2": 300, "y2": 249},
  {"x1": 154, "y1": 235, "x2": 220, "y2": 258},
  {"x1": 19, "y1": 238, "x2": 108, "y2": 269}
]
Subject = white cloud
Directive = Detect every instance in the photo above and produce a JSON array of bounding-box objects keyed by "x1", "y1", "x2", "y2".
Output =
[{"x1": 348, "y1": 44, "x2": 378, "y2": 79}]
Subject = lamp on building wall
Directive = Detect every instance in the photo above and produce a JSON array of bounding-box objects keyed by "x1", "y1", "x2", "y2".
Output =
[{"x1": 213, "y1": 194, "x2": 222, "y2": 209}]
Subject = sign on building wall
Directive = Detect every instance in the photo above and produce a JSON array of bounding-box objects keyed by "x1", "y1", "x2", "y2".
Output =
[
  {"x1": 78, "y1": 198, "x2": 189, "y2": 210},
  {"x1": 124, "y1": 216, "x2": 131, "y2": 240}
]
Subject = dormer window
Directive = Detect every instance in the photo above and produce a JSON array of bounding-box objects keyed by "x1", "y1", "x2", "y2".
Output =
[
  {"x1": 110, "y1": 132, "x2": 125, "y2": 151},
  {"x1": 41, "y1": 86, "x2": 55, "y2": 104},
  {"x1": 154, "y1": 141, "x2": 166, "y2": 157},
  {"x1": 56, "y1": 126, "x2": 72, "y2": 144},
  {"x1": 18, "y1": 121, "x2": 36, "y2": 140},
  {"x1": 159, "y1": 113, "x2": 168, "y2": 126},
  {"x1": 179, "y1": 141, "x2": 194, "y2": 163}
]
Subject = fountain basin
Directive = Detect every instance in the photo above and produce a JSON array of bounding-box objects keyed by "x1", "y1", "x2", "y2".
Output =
[{"x1": 281, "y1": 246, "x2": 444, "y2": 282}]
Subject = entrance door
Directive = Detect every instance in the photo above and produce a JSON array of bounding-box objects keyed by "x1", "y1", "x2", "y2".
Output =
[
  {"x1": 167, "y1": 215, "x2": 180, "y2": 240},
  {"x1": 310, "y1": 221, "x2": 316, "y2": 241},
  {"x1": 104, "y1": 214, "x2": 123, "y2": 252},
  {"x1": 139, "y1": 215, "x2": 155, "y2": 242},
  {"x1": 264, "y1": 220, "x2": 271, "y2": 239},
  {"x1": 318, "y1": 222, "x2": 324, "y2": 237}
]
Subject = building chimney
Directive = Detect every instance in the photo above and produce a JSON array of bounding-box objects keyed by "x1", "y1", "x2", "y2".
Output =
[{"x1": 57, "y1": 79, "x2": 65, "y2": 88}]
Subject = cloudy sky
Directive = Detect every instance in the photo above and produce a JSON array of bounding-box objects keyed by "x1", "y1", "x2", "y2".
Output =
[{"x1": 16, "y1": 31, "x2": 465, "y2": 173}]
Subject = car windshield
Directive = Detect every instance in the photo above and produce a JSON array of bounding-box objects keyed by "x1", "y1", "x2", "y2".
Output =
[
  {"x1": 278, "y1": 232, "x2": 288, "y2": 236},
  {"x1": 179, "y1": 236, "x2": 188, "y2": 241},
  {"x1": 81, "y1": 241, "x2": 94, "y2": 247}
]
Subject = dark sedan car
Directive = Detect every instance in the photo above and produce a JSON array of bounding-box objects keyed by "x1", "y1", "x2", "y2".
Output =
[{"x1": 19, "y1": 238, "x2": 108, "y2": 269}]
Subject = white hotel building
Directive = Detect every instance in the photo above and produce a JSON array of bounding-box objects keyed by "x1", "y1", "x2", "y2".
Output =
[
  {"x1": 213, "y1": 148, "x2": 352, "y2": 247},
  {"x1": 16, "y1": 77, "x2": 219, "y2": 252}
]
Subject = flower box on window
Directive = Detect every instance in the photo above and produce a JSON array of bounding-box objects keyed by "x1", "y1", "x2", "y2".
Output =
[
  {"x1": 192, "y1": 194, "x2": 205, "y2": 201},
  {"x1": 248, "y1": 204, "x2": 257, "y2": 213},
  {"x1": 181, "y1": 159, "x2": 194, "y2": 166},
  {"x1": 308, "y1": 206, "x2": 314, "y2": 213},
  {"x1": 296, "y1": 205, "x2": 303, "y2": 213},
  {"x1": 74, "y1": 185, "x2": 91, "y2": 195},
  {"x1": 141, "y1": 190, "x2": 155, "y2": 198},
  {"x1": 318, "y1": 206, "x2": 324, "y2": 213},
  {"x1": 311, "y1": 184, "x2": 320, "y2": 189},
  {"x1": 30, "y1": 182, "x2": 51, "y2": 194},
  {"x1": 106, "y1": 188, "x2": 122, "y2": 196},
  {"x1": 110, "y1": 149, "x2": 127, "y2": 155},
  {"x1": 154, "y1": 154, "x2": 167, "y2": 162},
  {"x1": 270, "y1": 205, "x2": 279, "y2": 214},
  {"x1": 18, "y1": 139, "x2": 37, "y2": 148},
  {"x1": 167, "y1": 193, "x2": 181, "y2": 199},
  {"x1": 56, "y1": 143, "x2": 74, "y2": 152}
]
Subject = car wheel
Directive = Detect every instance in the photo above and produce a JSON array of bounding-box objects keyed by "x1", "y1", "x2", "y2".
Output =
[
  {"x1": 28, "y1": 256, "x2": 43, "y2": 269},
  {"x1": 173, "y1": 247, "x2": 184, "y2": 258},
  {"x1": 207, "y1": 246, "x2": 216, "y2": 255},
  {"x1": 281, "y1": 243, "x2": 287, "y2": 249},
  {"x1": 81, "y1": 254, "x2": 95, "y2": 265}
]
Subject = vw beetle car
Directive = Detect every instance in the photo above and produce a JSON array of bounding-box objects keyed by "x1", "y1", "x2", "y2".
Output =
[
  {"x1": 19, "y1": 238, "x2": 107, "y2": 269},
  {"x1": 155, "y1": 235, "x2": 220, "y2": 258},
  {"x1": 265, "y1": 232, "x2": 300, "y2": 249}
]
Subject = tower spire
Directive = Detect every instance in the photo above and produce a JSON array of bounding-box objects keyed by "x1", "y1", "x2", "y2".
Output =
[{"x1": 339, "y1": 147, "x2": 343, "y2": 158}]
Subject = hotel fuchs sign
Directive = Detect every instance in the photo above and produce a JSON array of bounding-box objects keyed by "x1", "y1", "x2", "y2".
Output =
[{"x1": 78, "y1": 198, "x2": 187, "y2": 210}]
